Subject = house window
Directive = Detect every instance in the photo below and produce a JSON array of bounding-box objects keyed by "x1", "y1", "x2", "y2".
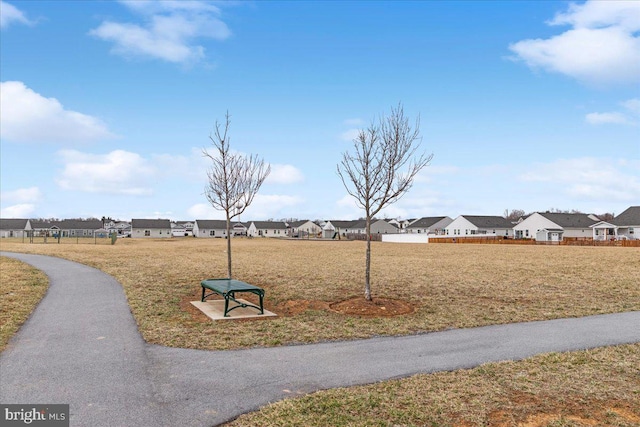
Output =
[
  {"x1": 145, "y1": 230, "x2": 150, "y2": 236},
  {"x1": 210, "y1": 230, "x2": 215, "y2": 236},
  {"x1": 526, "y1": 230, "x2": 529, "y2": 237}
]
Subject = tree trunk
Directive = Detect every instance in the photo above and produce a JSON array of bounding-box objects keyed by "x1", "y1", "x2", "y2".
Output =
[
  {"x1": 226, "y1": 214, "x2": 232, "y2": 279},
  {"x1": 364, "y1": 216, "x2": 372, "y2": 301}
]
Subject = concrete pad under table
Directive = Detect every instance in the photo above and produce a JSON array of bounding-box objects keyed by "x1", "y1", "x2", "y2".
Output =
[{"x1": 191, "y1": 299, "x2": 277, "y2": 321}]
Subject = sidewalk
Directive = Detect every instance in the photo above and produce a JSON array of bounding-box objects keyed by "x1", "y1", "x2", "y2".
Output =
[{"x1": 2, "y1": 252, "x2": 639, "y2": 426}]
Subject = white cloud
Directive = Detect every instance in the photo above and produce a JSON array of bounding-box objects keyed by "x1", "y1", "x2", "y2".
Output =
[
  {"x1": 0, "y1": 204, "x2": 36, "y2": 218},
  {"x1": 89, "y1": 0, "x2": 231, "y2": 64},
  {"x1": 0, "y1": 186, "x2": 41, "y2": 218},
  {"x1": 343, "y1": 118, "x2": 364, "y2": 126},
  {"x1": 340, "y1": 128, "x2": 361, "y2": 142},
  {"x1": 622, "y1": 98, "x2": 640, "y2": 115},
  {"x1": 266, "y1": 164, "x2": 304, "y2": 184},
  {"x1": 0, "y1": 186, "x2": 42, "y2": 203},
  {"x1": 585, "y1": 112, "x2": 631, "y2": 125},
  {"x1": 509, "y1": 1, "x2": 640, "y2": 85},
  {"x1": 55, "y1": 149, "x2": 157, "y2": 196},
  {"x1": 0, "y1": 81, "x2": 114, "y2": 143},
  {"x1": 586, "y1": 98, "x2": 640, "y2": 125},
  {"x1": 189, "y1": 194, "x2": 305, "y2": 220},
  {"x1": 245, "y1": 194, "x2": 304, "y2": 219},
  {"x1": 187, "y1": 203, "x2": 222, "y2": 220},
  {"x1": 520, "y1": 157, "x2": 640, "y2": 202},
  {"x1": 0, "y1": 1, "x2": 33, "y2": 29}
]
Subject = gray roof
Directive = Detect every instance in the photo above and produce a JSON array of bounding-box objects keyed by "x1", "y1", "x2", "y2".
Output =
[
  {"x1": 131, "y1": 219, "x2": 171, "y2": 229},
  {"x1": 611, "y1": 206, "x2": 640, "y2": 226},
  {"x1": 538, "y1": 212, "x2": 598, "y2": 228},
  {"x1": 56, "y1": 219, "x2": 103, "y2": 230},
  {"x1": 462, "y1": 215, "x2": 514, "y2": 229},
  {"x1": 195, "y1": 219, "x2": 229, "y2": 229},
  {"x1": 288, "y1": 220, "x2": 314, "y2": 228},
  {"x1": 407, "y1": 216, "x2": 448, "y2": 229},
  {"x1": 250, "y1": 221, "x2": 288, "y2": 230},
  {"x1": 0, "y1": 218, "x2": 29, "y2": 230},
  {"x1": 29, "y1": 220, "x2": 53, "y2": 229},
  {"x1": 327, "y1": 220, "x2": 361, "y2": 229}
]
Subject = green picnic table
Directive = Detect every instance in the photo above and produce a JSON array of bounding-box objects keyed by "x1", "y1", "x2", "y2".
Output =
[{"x1": 200, "y1": 278, "x2": 265, "y2": 317}]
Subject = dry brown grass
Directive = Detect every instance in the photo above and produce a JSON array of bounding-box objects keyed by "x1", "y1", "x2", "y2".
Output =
[
  {"x1": 228, "y1": 343, "x2": 640, "y2": 427},
  {"x1": 1, "y1": 238, "x2": 638, "y2": 350},
  {"x1": 0, "y1": 256, "x2": 48, "y2": 352},
  {"x1": 2, "y1": 238, "x2": 638, "y2": 426}
]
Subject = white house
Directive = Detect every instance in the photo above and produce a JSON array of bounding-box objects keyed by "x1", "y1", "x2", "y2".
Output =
[
  {"x1": 513, "y1": 212, "x2": 598, "y2": 241},
  {"x1": 247, "y1": 221, "x2": 288, "y2": 237},
  {"x1": 287, "y1": 220, "x2": 322, "y2": 237},
  {"x1": 611, "y1": 206, "x2": 640, "y2": 240},
  {"x1": 172, "y1": 221, "x2": 194, "y2": 237},
  {"x1": 0, "y1": 218, "x2": 30, "y2": 238},
  {"x1": 592, "y1": 206, "x2": 640, "y2": 241},
  {"x1": 322, "y1": 220, "x2": 360, "y2": 238},
  {"x1": 193, "y1": 219, "x2": 240, "y2": 238},
  {"x1": 131, "y1": 219, "x2": 172, "y2": 238},
  {"x1": 445, "y1": 215, "x2": 514, "y2": 238},
  {"x1": 406, "y1": 216, "x2": 453, "y2": 235},
  {"x1": 370, "y1": 219, "x2": 400, "y2": 234}
]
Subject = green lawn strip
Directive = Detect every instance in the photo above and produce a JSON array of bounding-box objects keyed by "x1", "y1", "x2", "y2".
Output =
[
  {"x1": 0, "y1": 256, "x2": 49, "y2": 352},
  {"x1": 227, "y1": 344, "x2": 640, "y2": 427}
]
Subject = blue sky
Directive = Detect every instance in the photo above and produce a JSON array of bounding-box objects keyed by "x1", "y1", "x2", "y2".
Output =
[{"x1": 1, "y1": 0, "x2": 638, "y2": 222}]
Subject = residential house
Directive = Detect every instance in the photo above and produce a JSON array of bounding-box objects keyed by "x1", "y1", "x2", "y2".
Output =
[
  {"x1": 193, "y1": 219, "x2": 229, "y2": 238},
  {"x1": 131, "y1": 219, "x2": 172, "y2": 238},
  {"x1": 29, "y1": 220, "x2": 55, "y2": 237},
  {"x1": 370, "y1": 219, "x2": 400, "y2": 234},
  {"x1": 176, "y1": 221, "x2": 195, "y2": 236},
  {"x1": 171, "y1": 222, "x2": 188, "y2": 237},
  {"x1": 513, "y1": 212, "x2": 598, "y2": 241},
  {"x1": 193, "y1": 219, "x2": 247, "y2": 237},
  {"x1": 287, "y1": 220, "x2": 322, "y2": 237},
  {"x1": 386, "y1": 218, "x2": 411, "y2": 232},
  {"x1": 601, "y1": 206, "x2": 640, "y2": 240},
  {"x1": 406, "y1": 216, "x2": 453, "y2": 235},
  {"x1": 322, "y1": 220, "x2": 361, "y2": 238},
  {"x1": 55, "y1": 219, "x2": 104, "y2": 237},
  {"x1": 247, "y1": 221, "x2": 288, "y2": 237},
  {"x1": 445, "y1": 215, "x2": 514, "y2": 238},
  {"x1": 0, "y1": 218, "x2": 30, "y2": 238}
]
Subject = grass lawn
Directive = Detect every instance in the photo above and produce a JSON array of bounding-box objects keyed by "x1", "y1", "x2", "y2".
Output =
[
  {"x1": 1, "y1": 238, "x2": 638, "y2": 425},
  {"x1": 1, "y1": 238, "x2": 637, "y2": 350},
  {"x1": 229, "y1": 343, "x2": 640, "y2": 427},
  {"x1": 0, "y1": 256, "x2": 48, "y2": 352}
]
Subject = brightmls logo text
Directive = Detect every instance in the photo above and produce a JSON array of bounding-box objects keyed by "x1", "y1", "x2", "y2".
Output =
[{"x1": 0, "y1": 405, "x2": 68, "y2": 427}]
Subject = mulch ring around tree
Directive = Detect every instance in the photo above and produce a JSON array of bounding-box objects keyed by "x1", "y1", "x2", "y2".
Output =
[{"x1": 329, "y1": 297, "x2": 414, "y2": 316}]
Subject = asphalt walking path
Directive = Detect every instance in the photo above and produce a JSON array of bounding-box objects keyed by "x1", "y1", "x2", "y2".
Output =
[{"x1": 1, "y1": 252, "x2": 639, "y2": 427}]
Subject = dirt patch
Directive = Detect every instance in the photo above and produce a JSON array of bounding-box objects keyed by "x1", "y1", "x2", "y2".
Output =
[
  {"x1": 486, "y1": 398, "x2": 640, "y2": 427},
  {"x1": 275, "y1": 299, "x2": 331, "y2": 316},
  {"x1": 330, "y1": 296, "x2": 414, "y2": 316}
]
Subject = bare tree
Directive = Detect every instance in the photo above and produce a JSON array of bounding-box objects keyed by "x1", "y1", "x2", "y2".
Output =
[
  {"x1": 504, "y1": 209, "x2": 525, "y2": 221},
  {"x1": 337, "y1": 103, "x2": 433, "y2": 301},
  {"x1": 203, "y1": 112, "x2": 270, "y2": 279}
]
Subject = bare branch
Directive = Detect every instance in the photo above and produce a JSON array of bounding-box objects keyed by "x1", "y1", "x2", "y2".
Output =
[
  {"x1": 336, "y1": 103, "x2": 433, "y2": 300},
  {"x1": 203, "y1": 112, "x2": 271, "y2": 278}
]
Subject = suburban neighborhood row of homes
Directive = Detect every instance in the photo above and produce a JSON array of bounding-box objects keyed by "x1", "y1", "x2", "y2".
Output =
[{"x1": 1, "y1": 206, "x2": 638, "y2": 243}]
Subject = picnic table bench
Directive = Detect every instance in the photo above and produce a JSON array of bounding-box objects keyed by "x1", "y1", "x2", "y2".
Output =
[{"x1": 201, "y1": 278, "x2": 265, "y2": 317}]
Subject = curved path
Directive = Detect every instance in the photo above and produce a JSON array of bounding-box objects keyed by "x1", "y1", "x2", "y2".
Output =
[{"x1": 1, "y1": 252, "x2": 639, "y2": 426}]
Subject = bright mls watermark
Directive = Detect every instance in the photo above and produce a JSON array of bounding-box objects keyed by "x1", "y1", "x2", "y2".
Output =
[{"x1": 1, "y1": 405, "x2": 69, "y2": 426}]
